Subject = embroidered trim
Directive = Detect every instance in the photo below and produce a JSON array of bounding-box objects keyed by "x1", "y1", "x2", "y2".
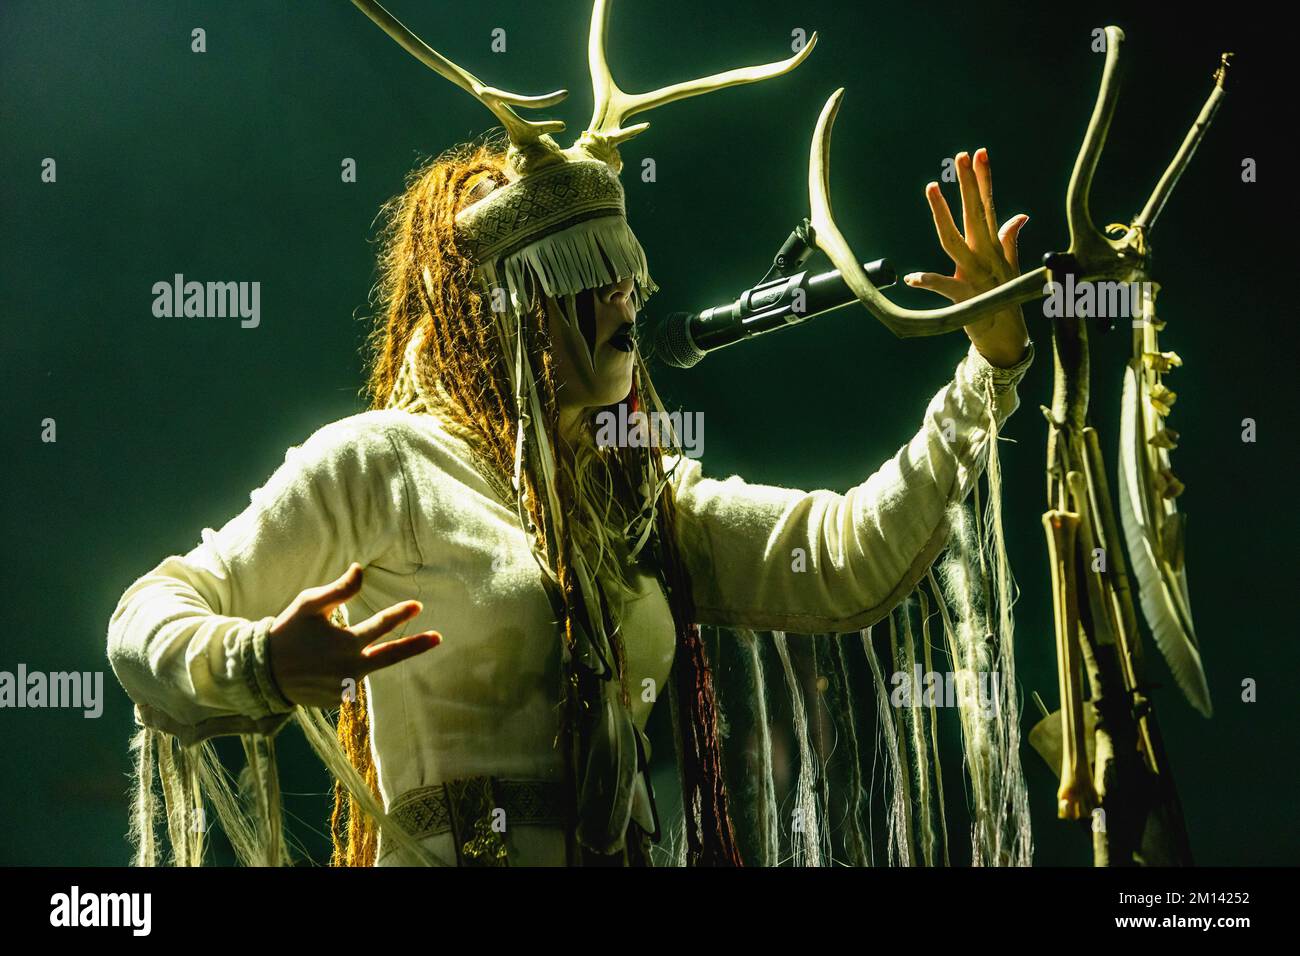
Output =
[
  {"x1": 237, "y1": 617, "x2": 294, "y2": 719},
  {"x1": 382, "y1": 777, "x2": 568, "y2": 866},
  {"x1": 455, "y1": 160, "x2": 627, "y2": 262},
  {"x1": 966, "y1": 340, "x2": 1036, "y2": 396},
  {"x1": 249, "y1": 617, "x2": 295, "y2": 714}
]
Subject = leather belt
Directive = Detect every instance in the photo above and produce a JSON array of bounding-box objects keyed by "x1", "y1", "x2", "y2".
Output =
[{"x1": 382, "y1": 776, "x2": 568, "y2": 866}]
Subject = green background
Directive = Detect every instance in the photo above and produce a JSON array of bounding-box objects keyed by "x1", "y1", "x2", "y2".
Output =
[{"x1": 0, "y1": 0, "x2": 1288, "y2": 865}]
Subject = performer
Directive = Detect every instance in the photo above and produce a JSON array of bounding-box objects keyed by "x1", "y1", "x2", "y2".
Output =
[{"x1": 106, "y1": 1, "x2": 1032, "y2": 867}]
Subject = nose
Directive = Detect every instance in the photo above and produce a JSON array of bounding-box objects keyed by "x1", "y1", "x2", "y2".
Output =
[
  {"x1": 599, "y1": 275, "x2": 636, "y2": 306},
  {"x1": 599, "y1": 277, "x2": 637, "y2": 325}
]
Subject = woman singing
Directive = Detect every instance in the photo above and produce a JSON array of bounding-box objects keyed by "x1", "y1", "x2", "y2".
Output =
[{"x1": 107, "y1": 0, "x2": 1032, "y2": 867}]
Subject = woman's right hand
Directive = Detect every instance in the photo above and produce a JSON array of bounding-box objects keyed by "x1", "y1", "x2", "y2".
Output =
[{"x1": 267, "y1": 563, "x2": 440, "y2": 708}]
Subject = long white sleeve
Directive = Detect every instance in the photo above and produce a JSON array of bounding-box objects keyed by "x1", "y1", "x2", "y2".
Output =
[
  {"x1": 671, "y1": 341, "x2": 1034, "y2": 634},
  {"x1": 106, "y1": 411, "x2": 420, "y2": 741}
]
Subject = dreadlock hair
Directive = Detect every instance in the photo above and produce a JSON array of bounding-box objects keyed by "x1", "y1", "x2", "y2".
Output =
[{"x1": 333, "y1": 131, "x2": 740, "y2": 867}]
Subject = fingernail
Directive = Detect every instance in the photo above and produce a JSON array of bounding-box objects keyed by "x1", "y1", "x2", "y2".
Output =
[{"x1": 904, "y1": 273, "x2": 922, "y2": 284}]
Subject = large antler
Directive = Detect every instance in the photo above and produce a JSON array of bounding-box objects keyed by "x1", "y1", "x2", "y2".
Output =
[
  {"x1": 350, "y1": 0, "x2": 569, "y2": 171},
  {"x1": 807, "y1": 26, "x2": 1209, "y2": 338},
  {"x1": 808, "y1": 87, "x2": 1046, "y2": 338},
  {"x1": 567, "y1": 0, "x2": 817, "y2": 167}
]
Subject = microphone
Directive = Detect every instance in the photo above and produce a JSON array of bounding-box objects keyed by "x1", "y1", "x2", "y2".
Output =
[{"x1": 648, "y1": 220, "x2": 895, "y2": 369}]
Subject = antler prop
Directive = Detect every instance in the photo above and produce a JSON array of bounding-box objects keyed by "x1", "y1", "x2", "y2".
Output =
[
  {"x1": 807, "y1": 88, "x2": 1044, "y2": 337},
  {"x1": 804, "y1": 28, "x2": 1224, "y2": 339},
  {"x1": 811, "y1": 23, "x2": 1228, "y2": 862},
  {"x1": 1022, "y1": 36, "x2": 1225, "y2": 862}
]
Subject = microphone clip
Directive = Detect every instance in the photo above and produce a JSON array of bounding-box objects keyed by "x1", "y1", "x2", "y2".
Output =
[{"x1": 759, "y1": 218, "x2": 817, "y2": 284}]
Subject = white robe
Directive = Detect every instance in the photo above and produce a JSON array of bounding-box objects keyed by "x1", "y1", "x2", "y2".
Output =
[{"x1": 106, "y1": 341, "x2": 1033, "y2": 864}]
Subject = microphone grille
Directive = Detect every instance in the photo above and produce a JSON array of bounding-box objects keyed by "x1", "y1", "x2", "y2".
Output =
[{"x1": 650, "y1": 312, "x2": 706, "y2": 369}]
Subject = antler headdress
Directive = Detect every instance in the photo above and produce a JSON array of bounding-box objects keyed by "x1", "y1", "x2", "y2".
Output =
[{"x1": 353, "y1": 0, "x2": 815, "y2": 315}]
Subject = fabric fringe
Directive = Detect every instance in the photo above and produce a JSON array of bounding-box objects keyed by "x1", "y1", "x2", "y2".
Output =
[
  {"x1": 128, "y1": 727, "x2": 158, "y2": 867},
  {"x1": 741, "y1": 631, "x2": 781, "y2": 867},
  {"x1": 123, "y1": 705, "x2": 433, "y2": 867},
  {"x1": 980, "y1": 379, "x2": 1034, "y2": 866},
  {"x1": 885, "y1": 615, "x2": 919, "y2": 865},
  {"x1": 480, "y1": 214, "x2": 658, "y2": 319},
  {"x1": 924, "y1": 383, "x2": 1033, "y2": 867},
  {"x1": 832, "y1": 638, "x2": 873, "y2": 867},
  {"x1": 714, "y1": 628, "x2": 780, "y2": 867},
  {"x1": 862, "y1": 624, "x2": 911, "y2": 867},
  {"x1": 919, "y1": 588, "x2": 952, "y2": 866},
  {"x1": 897, "y1": 601, "x2": 937, "y2": 866},
  {"x1": 773, "y1": 632, "x2": 822, "y2": 867}
]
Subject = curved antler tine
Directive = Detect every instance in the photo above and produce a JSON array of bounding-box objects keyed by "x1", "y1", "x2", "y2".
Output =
[
  {"x1": 352, "y1": 0, "x2": 568, "y2": 152},
  {"x1": 1065, "y1": 25, "x2": 1126, "y2": 263},
  {"x1": 1133, "y1": 51, "x2": 1232, "y2": 234},
  {"x1": 581, "y1": 0, "x2": 817, "y2": 149},
  {"x1": 808, "y1": 89, "x2": 1045, "y2": 339}
]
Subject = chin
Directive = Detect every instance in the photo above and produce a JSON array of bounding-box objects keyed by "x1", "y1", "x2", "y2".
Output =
[
  {"x1": 593, "y1": 382, "x2": 634, "y2": 409},
  {"x1": 594, "y1": 360, "x2": 635, "y2": 407}
]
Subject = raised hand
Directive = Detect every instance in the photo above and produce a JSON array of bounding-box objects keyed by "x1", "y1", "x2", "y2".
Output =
[
  {"x1": 267, "y1": 563, "x2": 441, "y2": 708},
  {"x1": 903, "y1": 147, "x2": 1031, "y2": 368}
]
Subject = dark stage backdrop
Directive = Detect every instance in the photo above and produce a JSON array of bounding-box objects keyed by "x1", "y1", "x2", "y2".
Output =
[{"x1": 0, "y1": 0, "x2": 1288, "y2": 866}]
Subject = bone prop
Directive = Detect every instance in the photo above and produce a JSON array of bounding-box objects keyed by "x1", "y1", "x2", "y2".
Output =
[
  {"x1": 1042, "y1": 505, "x2": 1099, "y2": 820},
  {"x1": 1066, "y1": 468, "x2": 1118, "y2": 803}
]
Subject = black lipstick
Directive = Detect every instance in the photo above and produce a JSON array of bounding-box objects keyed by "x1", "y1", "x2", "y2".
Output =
[{"x1": 609, "y1": 323, "x2": 635, "y2": 352}]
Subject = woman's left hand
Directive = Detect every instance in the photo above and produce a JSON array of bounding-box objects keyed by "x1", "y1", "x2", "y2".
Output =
[{"x1": 903, "y1": 147, "x2": 1030, "y2": 369}]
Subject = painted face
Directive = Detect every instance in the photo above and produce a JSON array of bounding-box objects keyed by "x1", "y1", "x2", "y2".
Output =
[{"x1": 546, "y1": 276, "x2": 638, "y2": 414}]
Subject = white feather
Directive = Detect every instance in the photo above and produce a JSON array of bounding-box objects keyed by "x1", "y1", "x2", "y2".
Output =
[{"x1": 1118, "y1": 364, "x2": 1211, "y2": 716}]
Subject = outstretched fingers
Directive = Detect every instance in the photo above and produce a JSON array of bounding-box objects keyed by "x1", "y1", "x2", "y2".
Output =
[
  {"x1": 903, "y1": 271, "x2": 969, "y2": 302},
  {"x1": 955, "y1": 150, "x2": 995, "y2": 257},
  {"x1": 998, "y1": 214, "x2": 1029, "y2": 274},
  {"x1": 298, "y1": 563, "x2": 365, "y2": 616},
  {"x1": 974, "y1": 148, "x2": 1002, "y2": 248},
  {"x1": 924, "y1": 181, "x2": 979, "y2": 274},
  {"x1": 359, "y1": 630, "x2": 442, "y2": 676},
  {"x1": 351, "y1": 600, "x2": 424, "y2": 645}
]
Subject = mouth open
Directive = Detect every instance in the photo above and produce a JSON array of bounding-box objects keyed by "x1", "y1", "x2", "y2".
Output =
[{"x1": 608, "y1": 323, "x2": 636, "y2": 353}]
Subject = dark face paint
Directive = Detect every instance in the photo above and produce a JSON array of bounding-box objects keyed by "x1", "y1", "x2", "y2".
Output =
[
  {"x1": 576, "y1": 245, "x2": 623, "y2": 357},
  {"x1": 575, "y1": 287, "x2": 598, "y2": 357}
]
